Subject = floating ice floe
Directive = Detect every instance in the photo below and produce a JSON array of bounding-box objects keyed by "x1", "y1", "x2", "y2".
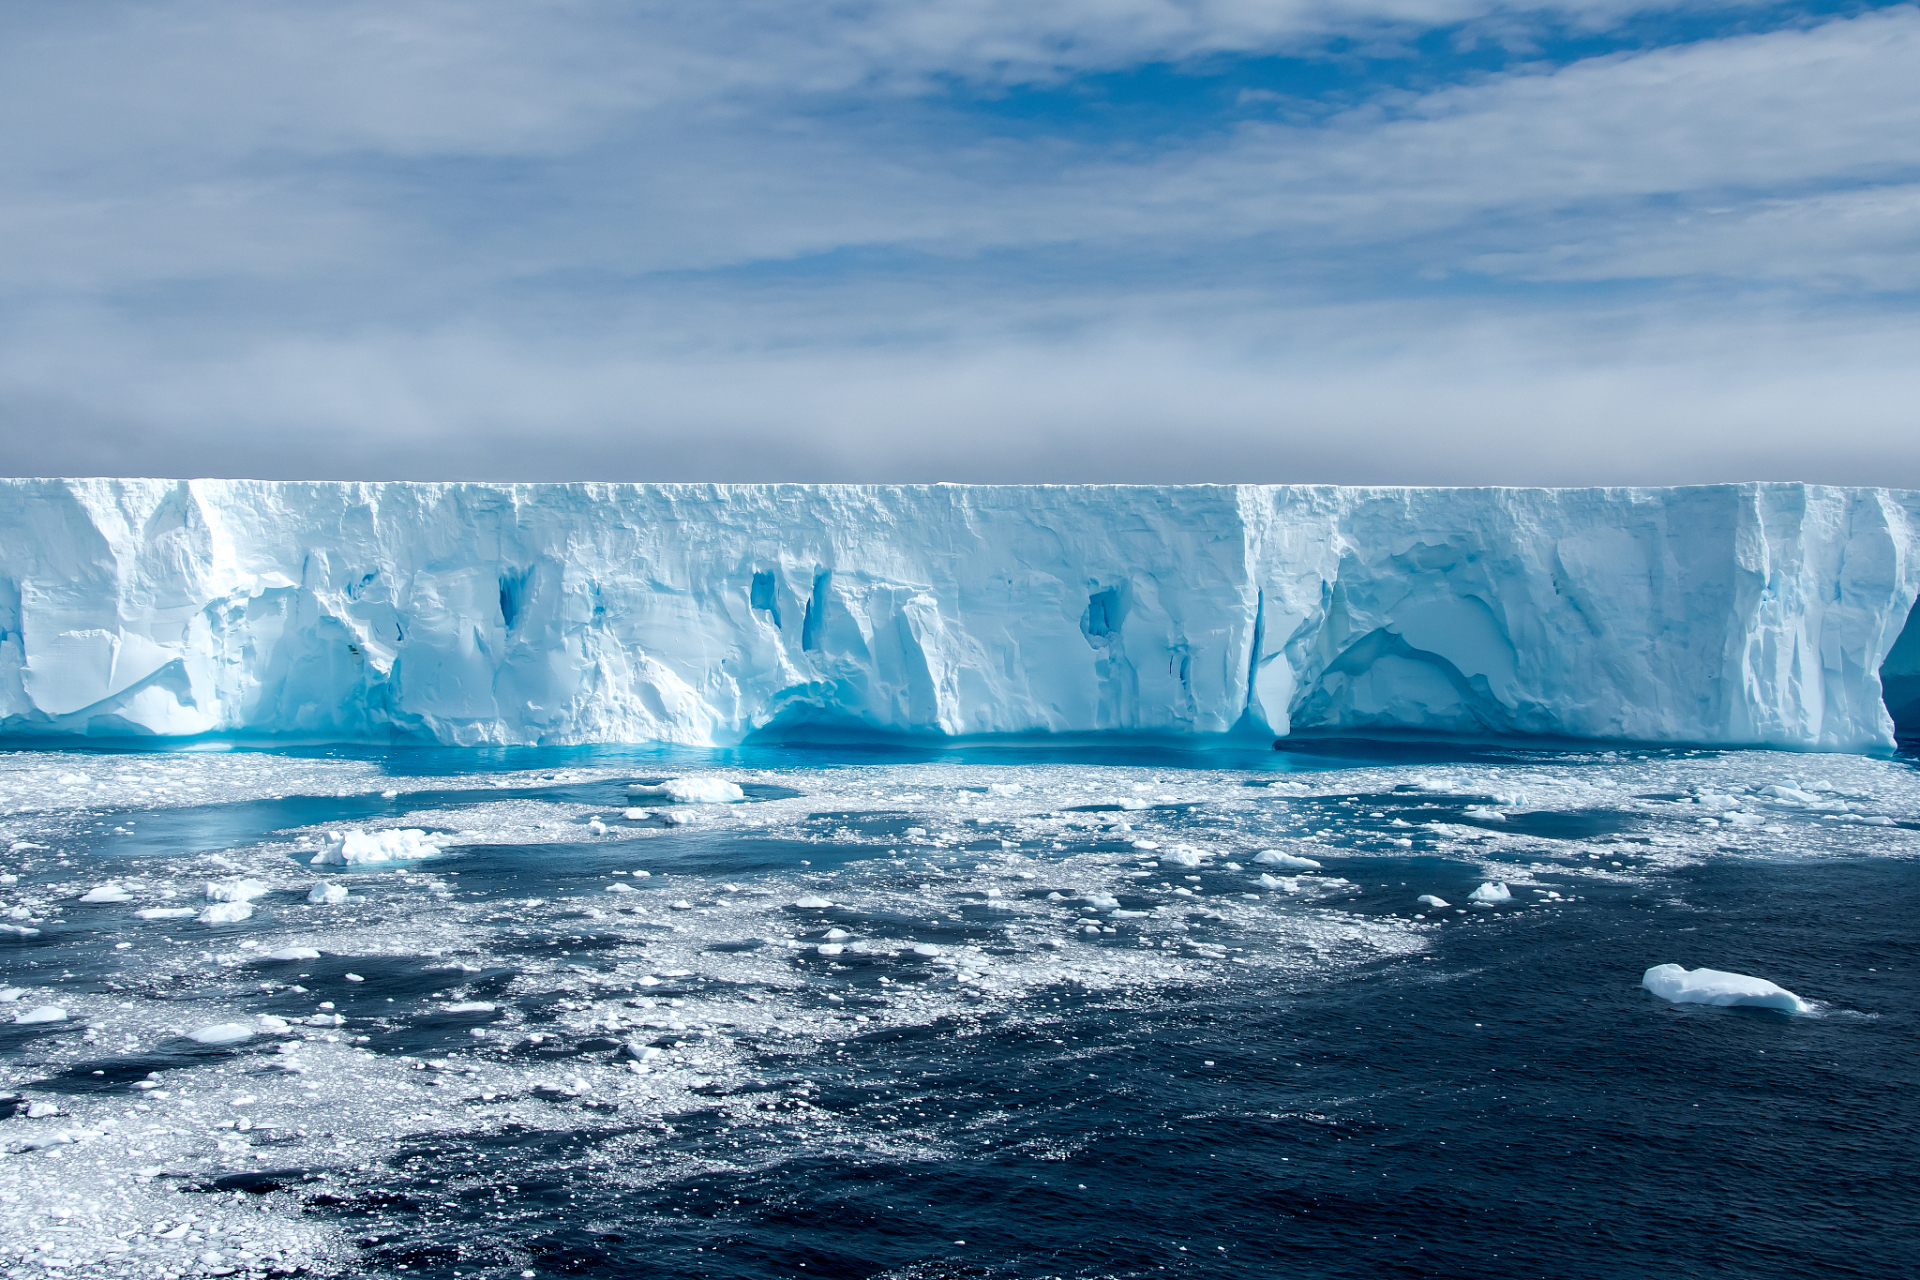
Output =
[
  {"x1": 1417, "y1": 894, "x2": 1450, "y2": 909},
  {"x1": 1253, "y1": 874, "x2": 1298, "y2": 892},
  {"x1": 188, "y1": 1022, "x2": 256, "y2": 1045},
  {"x1": 199, "y1": 901, "x2": 254, "y2": 924},
  {"x1": 207, "y1": 878, "x2": 270, "y2": 903},
  {"x1": 265, "y1": 947, "x2": 321, "y2": 960},
  {"x1": 312, "y1": 828, "x2": 442, "y2": 865},
  {"x1": 793, "y1": 895, "x2": 833, "y2": 909},
  {"x1": 1253, "y1": 850, "x2": 1322, "y2": 870},
  {"x1": 1159, "y1": 848, "x2": 1205, "y2": 869},
  {"x1": 1468, "y1": 882, "x2": 1512, "y2": 903},
  {"x1": 76, "y1": 883, "x2": 133, "y2": 903},
  {"x1": 606, "y1": 883, "x2": 637, "y2": 893},
  {"x1": 13, "y1": 1006, "x2": 67, "y2": 1024},
  {"x1": 308, "y1": 881, "x2": 348, "y2": 904},
  {"x1": 136, "y1": 907, "x2": 197, "y2": 920},
  {"x1": 628, "y1": 777, "x2": 745, "y2": 805},
  {"x1": 1641, "y1": 964, "x2": 1809, "y2": 1014}
]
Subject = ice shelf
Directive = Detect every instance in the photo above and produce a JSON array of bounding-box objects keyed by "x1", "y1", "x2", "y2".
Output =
[{"x1": 1, "y1": 479, "x2": 1916, "y2": 749}]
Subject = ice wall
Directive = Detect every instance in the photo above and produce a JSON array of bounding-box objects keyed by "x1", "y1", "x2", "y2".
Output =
[{"x1": 1, "y1": 480, "x2": 1915, "y2": 750}]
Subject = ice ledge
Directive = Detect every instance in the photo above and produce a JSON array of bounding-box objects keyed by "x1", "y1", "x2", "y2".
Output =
[{"x1": 1, "y1": 480, "x2": 1916, "y2": 750}]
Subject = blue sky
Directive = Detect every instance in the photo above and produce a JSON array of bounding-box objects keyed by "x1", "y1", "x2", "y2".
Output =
[{"x1": 1, "y1": 0, "x2": 1916, "y2": 484}]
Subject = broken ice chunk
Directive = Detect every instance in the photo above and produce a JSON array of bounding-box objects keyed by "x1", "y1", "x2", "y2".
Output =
[
  {"x1": 627, "y1": 777, "x2": 745, "y2": 804},
  {"x1": 1467, "y1": 882, "x2": 1511, "y2": 903},
  {"x1": 1253, "y1": 850, "x2": 1321, "y2": 870},
  {"x1": 1642, "y1": 964, "x2": 1808, "y2": 1014},
  {"x1": 307, "y1": 881, "x2": 348, "y2": 905}
]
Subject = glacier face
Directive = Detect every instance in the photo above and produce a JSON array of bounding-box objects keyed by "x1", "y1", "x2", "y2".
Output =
[{"x1": 0, "y1": 479, "x2": 1916, "y2": 750}]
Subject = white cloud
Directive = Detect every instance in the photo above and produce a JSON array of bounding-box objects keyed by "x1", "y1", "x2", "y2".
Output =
[{"x1": 0, "y1": 2, "x2": 1914, "y2": 483}]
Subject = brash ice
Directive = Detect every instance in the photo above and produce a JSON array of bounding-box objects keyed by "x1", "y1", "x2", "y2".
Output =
[{"x1": 1, "y1": 480, "x2": 1916, "y2": 749}]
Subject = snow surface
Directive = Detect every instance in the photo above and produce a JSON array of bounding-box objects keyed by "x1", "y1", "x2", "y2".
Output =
[
  {"x1": 1, "y1": 480, "x2": 1916, "y2": 748},
  {"x1": 1642, "y1": 964, "x2": 1810, "y2": 1014}
]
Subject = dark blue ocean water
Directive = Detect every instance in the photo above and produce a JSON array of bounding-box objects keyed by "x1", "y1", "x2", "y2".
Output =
[{"x1": 3, "y1": 741, "x2": 1915, "y2": 1280}]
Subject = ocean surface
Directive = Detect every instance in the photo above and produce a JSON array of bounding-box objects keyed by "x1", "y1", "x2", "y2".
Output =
[{"x1": 1, "y1": 740, "x2": 1915, "y2": 1280}]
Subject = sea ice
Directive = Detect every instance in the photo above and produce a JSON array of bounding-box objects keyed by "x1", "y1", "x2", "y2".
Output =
[
  {"x1": 266, "y1": 947, "x2": 322, "y2": 960},
  {"x1": 308, "y1": 882, "x2": 349, "y2": 904},
  {"x1": 629, "y1": 777, "x2": 745, "y2": 804},
  {"x1": 313, "y1": 828, "x2": 441, "y2": 865},
  {"x1": 1468, "y1": 882, "x2": 1512, "y2": 902},
  {"x1": 188, "y1": 1022, "x2": 256, "y2": 1045},
  {"x1": 199, "y1": 901, "x2": 254, "y2": 924},
  {"x1": 76, "y1": 883, "x2": 133, "y2": 903},
  {"x1": 1641, "y1": 964, "x2": 1809, "y2": 1014},
  {"x1": 1254, "y1": 850, "x2": 1322, "y2": 869},
  {"x1": 207, "y1": 878, "x2": 270, "y2": 902},
  {"x1": 136, "y1": 907, "x2": 198, "y2": 919},
  {"x1": 1417, "y1": 894, "x2": 1450, "y2": 908},
  {"x1": 13, "y1": 1006, "x2": 67, "y2": 1024}
]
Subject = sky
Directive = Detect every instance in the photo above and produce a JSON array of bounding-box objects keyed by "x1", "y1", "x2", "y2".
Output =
[{"x1": 1, "y1": 0, "x2": 1916, "y2": 486}]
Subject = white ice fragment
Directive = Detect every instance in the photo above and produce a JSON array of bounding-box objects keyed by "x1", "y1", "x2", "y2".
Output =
[
  {"x1": 1253, "y1": 874, "x2": 1297, "y2": 892},
  {"x1": 1159, "y1": 848, "x2": 1205, "y2": 869},
  {"x1": 1085, "y1": 894, "x2": 1120, "y2": 912},
  {"x1": 1253, "y1": 850, "x2": 1322, "y2": 870},
  {"x1": 587, "y1": 820, "x2": 608, "y2": 836},
  {"x1": 1641, "y1": 964, "x2": 1809, "y2": 1014},
  {"x1": 13, "y1": 1005, "x2": 67, "y2": 1024},
  {"x1": 817, "y1": 944, "x2": 845, "y2": 956},
  {"x1": 911, "y1": 944, "x2": 942, "y2": 957},
  {"x1": 344, "y1": 972, "x2": 365, "y2": 982},
  {"x1": 794, "y1": 895, "x2": 833, "y2": 909},
  {"x1": 443, "y1": 1002, "x2": 496, "y2": 1013},
  {"x1": 136, "y1": 907, "x2": 198, "y2": 920},
  {"x1": 198, "y1": 901, "x2": 254, "y2": 924},
  {"x1": 265, "y1": 947, "x2": 321, "y2": 960},
  {"x1": 670, "y1": 900, "x2": 694, "y2": 910},
  {"x1": 663, "y1": 810, "x2": 697, "y2": 826},
  {"x1": 307, "y1": 881, "x2": 348, "y2": 904},
  {"x1": 1130, "y1": 840, "x2": 1161, "y2": 851},
  {"x1": 632, "y1": 869, "x2": 651, "y2": 878},
  {"x1": 825, "y1": 928, "x2": 851, "y2": 941},
  {"x1": 624, "y1": 808, "x2": 651, "y2": 820},
  {"x1": 628, "y1": 777, "x2": 745, "y2": 804},
  {"x1": 77, "y1": 883, "x2": 133, "y2": 903},
  {"x1": 187, "y1": 1023, "x2": 255, "y2": 1045},
  {"x1": 206, "y1": 878, "x2": 269, "y2": 903},
  {"x1": 312, "y1": 828, "x2": 441, "y2": 865},
  {"x1": 0, "y1": 987, "x2": 21, "y2": 1001},
  {"x1": 605, "y1": 883, "x2": 637, "y2": 893},
  {"x1": 987, "y1": 783, "x2": 1022, "y2": 796},
  {"x1": 1417, "y1": 894, "x2": 1450, "y2": 909},
  {"x1": 1468, "y1": 882, "x2": 1512, "y2": 903}
]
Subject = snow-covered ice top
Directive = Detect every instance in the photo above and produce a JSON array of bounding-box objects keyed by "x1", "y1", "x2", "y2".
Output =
[
  {"x1": 1, "y1": 479, "x2": 1916, "y2": 749},
  {"x1": 1642, "y1": 964, "x2": 1809, "y2": 1014}
]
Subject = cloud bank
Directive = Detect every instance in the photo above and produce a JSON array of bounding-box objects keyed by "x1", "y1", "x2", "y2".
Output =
[{"x1": 1, "y1": 0, "x2": 1915, "y2": 483}]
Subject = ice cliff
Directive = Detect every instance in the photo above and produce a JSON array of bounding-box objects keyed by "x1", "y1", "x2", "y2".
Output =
[{"x1": 2, "y1": 480, "x2": 1916, "y2": 750}]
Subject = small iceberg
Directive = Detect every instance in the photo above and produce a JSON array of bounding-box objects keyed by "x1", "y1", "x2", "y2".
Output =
[
  {"x1": 264, "y1": 947, "x2": 321, "y2": 961},
  {"x1": 77, "y1": 883, "x2": 133, "y2": 904},
  {"x1": 1417, "y1": 894, "x2": 1450, "y2": 909},
  {"x1": 1159, "y1": 847, "x2": 1205, "y2": 869},
  {"x1": 187, "y1": 1022, "x2": 255, "y2": 1045},
  {"x1": 207, "y1": 878, "x2": 269, "y2": 903},
  {"x1": 307, "y1": 882, "x2": 348, "y2": 905},
  {"x1": 1468, "y1": 882, "x2": 1512, "y2": 903},
  {"x1": 1253, "y1": 850, "x2": 1321, "y2": 870},
  {"x1": 199, "y1": 901, "x2": 254, "y2": 924},
  {"x1": 312, "y1": 828, "x2": 442, "y2": 866},
  {"x1": 628, "y1": 777, "x2": 745, "y2": 805},
  {"x1": 136, "y1": 907, "x2": 198, "y2": 920},
  {"x1": 1641, "y1": 964, "x2": 1809, "y2": 1014},
  {"x1": 13, "y1": 1005, "x2": 67, "y2": 1025}
]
